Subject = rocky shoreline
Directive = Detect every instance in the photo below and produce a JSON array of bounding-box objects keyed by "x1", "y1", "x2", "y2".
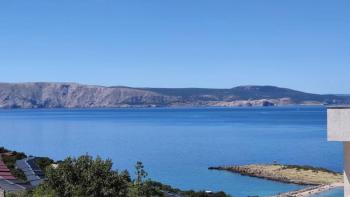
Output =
[
  {"x1": 209, "y1": 164, "x2": 343, "y2": 196},
  {"x1": 209, "y1": 166, "x2": 313, "y2": 185},
  {"x1": 273, "y1": 183, "x2": 343, "y2": 197}
]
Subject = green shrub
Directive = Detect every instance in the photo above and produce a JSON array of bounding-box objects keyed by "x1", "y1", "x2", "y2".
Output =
[
  {"x1": 281, "y1": 164, "x2": 338, "y2": 174},
  {"x1": 5, "y1": 153, "x2": 230, "y2": 197},
  {"x1": 34, "y1": 157, "x2": 54, "y2": 172},
  {"x1": 43, "y1": 155, "x2": 130, "y2": 197}
]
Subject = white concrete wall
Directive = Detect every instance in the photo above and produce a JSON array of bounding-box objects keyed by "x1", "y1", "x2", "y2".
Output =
[
  {"x1": 328, "y1": 108, "x2": 350, "y2": 141},
  {"x1": 327, "y1": 107, "x2": 350, "y2": 197}
]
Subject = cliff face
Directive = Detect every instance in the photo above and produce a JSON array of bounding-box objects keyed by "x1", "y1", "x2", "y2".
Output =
[
  {"x1": 0, "y1": 83, "x2": 173, "y2": 108},
  {"x1": 0, "y1": 83, "x2": 348, "y2": 108}
]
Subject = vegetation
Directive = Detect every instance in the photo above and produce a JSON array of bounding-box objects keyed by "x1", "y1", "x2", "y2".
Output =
[
  {"x1": 41, "y1": 155, "x2": 130, "y2": 197},
  {"x1": 210, "y1": 164, "x2": 342, "y2": 186},
  {"x1": 141, "y1": 85, "x2": 347, "y2": 103},
  {"x1": 1, "y1": 147, "x2": 230, "y2": 197},
  {"x1": 0, "y1": 146, "x2": 27, "y2": 181},
  {"x1": 0, "y1": 146, "x2": 10, "y2": 153},
  {"x1": 280, "y1": 164, "x2": 339, "y2": 175},
  {"x1": 33, "y1": 157, "x2": 55, "y2": 172},
  {"x1": 7, "y1": 154, "x2": 230, "y2": 197},
  {"x1": 143, "y1": 181, "x2": 230, "y2": 197}
]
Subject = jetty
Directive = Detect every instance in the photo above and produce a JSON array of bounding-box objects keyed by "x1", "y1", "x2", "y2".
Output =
[{"x1": 209, "y1": 164, "x2": 343, "y2": 196}]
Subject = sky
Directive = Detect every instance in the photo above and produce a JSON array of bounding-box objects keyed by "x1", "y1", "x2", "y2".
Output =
[{"x1": 0, "y1": 1, "x2": 349, "y2": 94}]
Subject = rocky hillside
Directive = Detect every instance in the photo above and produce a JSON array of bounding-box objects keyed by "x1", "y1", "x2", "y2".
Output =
[
  {"x1": 0, "y1": 83, "x2": 348, "y2": 108},
  {"x1": 141, "y1": 85, "x2": 350, "y2": 107},
  {"x1": 0, "y1": 83, "x2": 173, "y2": 108}
]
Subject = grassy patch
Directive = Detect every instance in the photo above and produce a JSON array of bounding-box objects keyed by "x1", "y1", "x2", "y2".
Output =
[{"x1": 280, "y1": 164, "x2": 338, "y2": 174}]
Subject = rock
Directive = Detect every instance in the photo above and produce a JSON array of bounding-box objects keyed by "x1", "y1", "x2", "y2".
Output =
[{"x1": 0, "y1": 83, "x2": 348, "y2": 108}]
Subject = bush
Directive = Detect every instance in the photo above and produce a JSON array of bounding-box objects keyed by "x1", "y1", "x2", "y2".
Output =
[
  {"x1": 18, "y1": 154, "x2": 231, "y2": 197},
  {"x1": 34, "y1": 157, "x2": 54, "y2": 172},
  {"x1": 43, "y1": 155, "x2": 130, "y2": 197},
  {"x1": 281, "y1": 164, "x2": 338, "y2": 174}
]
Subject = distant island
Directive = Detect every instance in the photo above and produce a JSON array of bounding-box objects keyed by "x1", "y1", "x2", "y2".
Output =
[{"x1": 0, "y1": 82, "x2": 349, "y2": 108}]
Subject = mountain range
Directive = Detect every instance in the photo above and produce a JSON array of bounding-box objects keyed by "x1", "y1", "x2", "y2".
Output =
[{"x1": 0, "y1": 82, "x2": 348, "y2": 108}]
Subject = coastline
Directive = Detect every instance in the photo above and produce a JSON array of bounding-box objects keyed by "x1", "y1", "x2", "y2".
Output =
[
  {"x1": 0, "y1": 83, "x2": 344, "y2": 109},
  {"x1": 0, "y1": 104, "x2": 325, "y2": 110},
  {"x1": 273, "y1": 183, "x2": 343, "y2": 197},
  {"x1": 1, "y1": 107, "x2": 341, "y2": 197},
  {"x1": 209, "y1": 164, "x2": 343, "y2": 196}
]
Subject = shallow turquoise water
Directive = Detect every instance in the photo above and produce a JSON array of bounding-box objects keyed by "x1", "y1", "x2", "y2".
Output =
[
  {"x1": 0, "y1": 107, "x2": 342, "y2": 196},
  {"x1": 314, "y1": 188, "x2": 343, "y2": 197}
]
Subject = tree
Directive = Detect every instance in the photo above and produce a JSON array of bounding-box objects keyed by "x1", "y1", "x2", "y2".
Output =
[
  {"x1": 135, "y1": 161, "x2": 147, "y2": 185},
  {"x1": 129, "y1": 161, "x2": 164, "y2": 197},
  {"x1": 21, "y1": 155, "x2": 230, "y2": 197},
  {"x1": 43, "y1": 155, "x2": 130, "y2": 197}
]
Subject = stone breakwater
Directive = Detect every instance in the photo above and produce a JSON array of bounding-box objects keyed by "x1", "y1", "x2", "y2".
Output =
[
  {"x1": 209, "y1": 164, "x2": 343, "y2": 196},
  {"x1": 209, "y1": 166, "x2": 312, "y2": 185},
  {"x1": 272, "y1": 183, "x2": 343, "y2": 197}
]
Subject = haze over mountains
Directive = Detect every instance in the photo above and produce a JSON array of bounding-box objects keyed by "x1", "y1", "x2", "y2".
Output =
[{"x1": 0, "y1": 82, "x2": 348, "y2": 108}]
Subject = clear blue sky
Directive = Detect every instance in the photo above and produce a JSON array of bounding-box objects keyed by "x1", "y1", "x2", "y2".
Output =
[{"x1": 0, "y1": 1, "x2": 349, "y2": 94}]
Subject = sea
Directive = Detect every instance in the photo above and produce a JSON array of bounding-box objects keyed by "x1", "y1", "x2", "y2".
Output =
[{"x1": 0, "y1": 106, "x2": 343, "y2": 196}]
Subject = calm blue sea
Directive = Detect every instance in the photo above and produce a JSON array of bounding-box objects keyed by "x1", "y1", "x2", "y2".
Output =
[
  {"x1": 315, "y1": 188, "x2": 343, "y2": 197},
  {"x1": 0, "y1": 107, "x2": 343, "y2": 196}
]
